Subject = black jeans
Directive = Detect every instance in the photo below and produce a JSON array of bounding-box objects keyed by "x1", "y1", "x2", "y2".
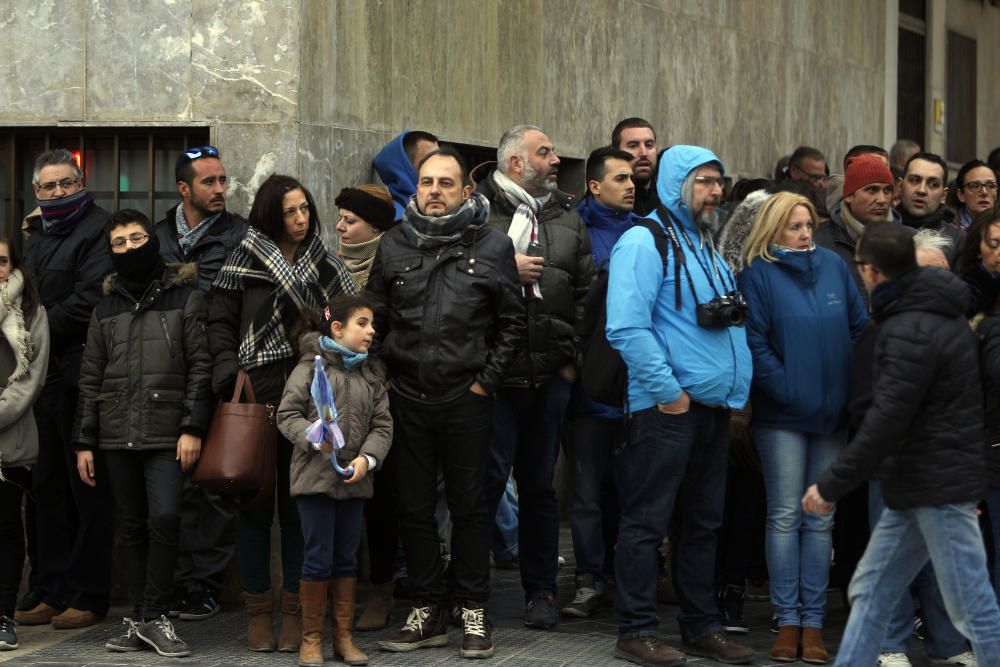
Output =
[
  {"x1": 104, "y1": 449, "x2": 183, "y2": 620},
  {"x1": 363, "y1": 446, "x2": 400, "y2": 586},
  {"x1": 0, "y1": 467, "x2": 32, "y2": 618},
  {"x1": 174, "y1": 477, "x2": 237, "y2": 597},
  {"x1": 391, "y1": 389, "x2": 493, "y2": 606},
  {"x1": 32, "y1": 379, "x2": 113, "y2": 614}
]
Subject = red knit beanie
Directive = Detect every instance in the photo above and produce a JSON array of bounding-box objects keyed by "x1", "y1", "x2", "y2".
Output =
[{"x1": 843, "y1": 154, "x2": 894, "y2": 197}]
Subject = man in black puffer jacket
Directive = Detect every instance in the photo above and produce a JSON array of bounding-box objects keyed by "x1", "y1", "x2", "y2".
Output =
[
  {"x1": 803, "y1": 222, "x2": 1000, "y2": 664},
  {"x1": 476, "y1": 125, "x2": 595, "y2": 628}
]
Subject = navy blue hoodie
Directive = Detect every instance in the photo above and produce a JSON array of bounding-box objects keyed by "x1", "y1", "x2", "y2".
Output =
[
  {"x1": 373, "y1": 132, "x2": 418, "y2": 221},
  {"x1": 739, "y1": 245, "x2": 868, "y2": 434}
]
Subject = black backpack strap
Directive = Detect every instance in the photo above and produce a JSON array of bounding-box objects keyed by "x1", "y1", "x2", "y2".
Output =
[{"x1": 635, "y1": 217, "x2": 687, "y2": 310}]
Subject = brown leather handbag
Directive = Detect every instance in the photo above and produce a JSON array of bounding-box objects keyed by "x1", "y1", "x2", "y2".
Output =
[{"x1": 192, "y1": 369, "x2": 276, "y2": 500}]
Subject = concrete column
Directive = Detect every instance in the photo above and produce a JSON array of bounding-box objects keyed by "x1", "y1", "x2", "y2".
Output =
[
  {"x1": 884, "y1": 0, "x2": 899, "y2": 150},
  {"x1": 925, "y1": 0, "x2": 948, "y2": 156}
]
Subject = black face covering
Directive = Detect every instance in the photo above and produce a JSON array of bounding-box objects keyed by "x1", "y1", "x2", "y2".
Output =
[{"x1": 110, "y1": 233, "x2": 165, "y2": 298}]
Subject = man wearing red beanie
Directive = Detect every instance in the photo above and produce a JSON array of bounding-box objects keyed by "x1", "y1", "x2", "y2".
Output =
[{"x1": 816, "y1": 153, "x2": 903, "y2": 303}]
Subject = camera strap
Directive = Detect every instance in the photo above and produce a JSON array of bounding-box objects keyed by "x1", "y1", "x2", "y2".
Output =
[
  {"x1": 642, "y1": 211, "x2": 699, "y2": 311},
  {"x1": 660, "y1": 206, "x2": 736, "y2": 297}
]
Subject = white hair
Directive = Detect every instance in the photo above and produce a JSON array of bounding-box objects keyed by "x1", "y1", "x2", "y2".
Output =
[
  {"x1": 912, "y1": 229, "x2": 953, "y2": 254},
  {"x1": 497, "y1": 124, "x2": 543, "y2": 175}
]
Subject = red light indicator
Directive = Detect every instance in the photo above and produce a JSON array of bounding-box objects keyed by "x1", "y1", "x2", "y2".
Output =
[{"x1": 72, "y1": 151, "x2": 82, "y2": 170}]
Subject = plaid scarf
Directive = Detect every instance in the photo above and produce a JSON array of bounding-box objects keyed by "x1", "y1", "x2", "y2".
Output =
[
  {"x1": 213, "y1": 227, "x2": 358, "y2": 370},
  {"x1": 492, "y1": 170, "x2": 543, "y2": 298},
  {"x1": 400, "y1": 193, "x2": 490, "y2": 249}
]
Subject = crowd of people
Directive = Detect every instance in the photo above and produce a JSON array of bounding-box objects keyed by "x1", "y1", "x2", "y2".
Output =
[{"x1": 2, "y1": 119, "x2": 1000, "y2": 667}]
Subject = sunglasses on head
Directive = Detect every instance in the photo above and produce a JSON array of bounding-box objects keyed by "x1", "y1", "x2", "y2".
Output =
[{"x1": 182, "y1": 145, "x2": 220, "y2": 161}]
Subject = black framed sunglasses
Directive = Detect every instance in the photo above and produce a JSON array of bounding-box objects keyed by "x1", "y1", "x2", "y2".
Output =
[{"x1": 182, "y1": 145, "x2": 220, "y2": 161}]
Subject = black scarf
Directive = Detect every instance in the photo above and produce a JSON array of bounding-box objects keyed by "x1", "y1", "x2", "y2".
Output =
[
  {"x1": 400, "y1": 193, "x2": 490, "y2": 249},
  {"x1": 111, "y1": 234, "x2": 166, "y2": 299},
  {"x1": 39, "y1": 189, "x2": 95, "y2": 235}
]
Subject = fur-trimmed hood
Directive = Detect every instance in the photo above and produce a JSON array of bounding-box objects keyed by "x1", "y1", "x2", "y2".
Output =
[
  {"x1": 718, "y1": 190, "x2": 772, "y2": 275},
  {"x1": 102, "y1": 261, "x2": 198, "y2": 296}
]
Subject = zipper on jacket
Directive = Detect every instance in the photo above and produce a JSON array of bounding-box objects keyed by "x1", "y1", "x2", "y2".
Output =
[{"x1": 160, "y1": 312, "x2": 177, "y2": 357}]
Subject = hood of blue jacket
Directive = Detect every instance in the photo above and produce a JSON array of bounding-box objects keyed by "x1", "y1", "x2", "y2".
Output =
[
  {"x1": 771, "y1": 245, "x2": 819, "y2": 286},
  {"x1": 373, "y1": 132, "x2": 417, "y2": 221},
  {"x1": 656, "y1": 145, "x2": 725, "y2": 231}
]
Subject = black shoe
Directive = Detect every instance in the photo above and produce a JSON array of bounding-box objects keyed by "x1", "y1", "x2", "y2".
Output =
[
  {"x1": 0, "y1": 616, "x2": 17, "y2": 651},
  {"x1": 136, "y1": 616, "x2": 190, "y2": 658},
  {"x1": 178, "y1": 590, "x2": 220, "y2": 621},
  {"x1": 770, "y1": 615, "x2": 779, "y2": 634},
  {"x1": 15, "y1": 588, "x2": 44, "y2": 613},
  {"x1": 912, "y1": 614, "x2": 925, "y2": 640},
  {"x1": 448, "y1": 603, "x2": 463, "y2": 627},
  {"x1": 721, "y1": 586, "x2": 748, "y2": 634},
  {"x1": 460, "y1": 604, "x2": 493, "y2": 659},
  {"x1": 377, "y1": 605, "x2": 449, "y2": 652},
  {"x1": 524, "y1": 592, "x2": 558, "y2": 629},
  {"x1": 105, "y1": 618, "x2": 148, "y2": 653},
  {"x1": 167, "y1": 591, "x2": 186, "y2": 618}
]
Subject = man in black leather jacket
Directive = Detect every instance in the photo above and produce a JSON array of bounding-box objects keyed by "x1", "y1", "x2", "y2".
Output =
[{"x1": 368, "y1": 147, "x2": 524, "y2": 660}]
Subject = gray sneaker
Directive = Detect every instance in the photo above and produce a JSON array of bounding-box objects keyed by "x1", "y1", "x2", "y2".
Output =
[
  {"x1": 106, "y1": 617, "x2": 148, "y2": 653},
  {"x1": 561, "y1": 574, "x2": 601, "y2": 618},
  {"x1": 0, "y1": 616, "x2": 17, "y2": 651},
  {"x1": 137, "y1": 615, "x2": 190, "y2": 657}
]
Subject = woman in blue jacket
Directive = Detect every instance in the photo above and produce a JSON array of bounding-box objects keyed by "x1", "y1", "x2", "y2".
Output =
[{"x1": 738, "y1": 192, "x2": 867, "y2": 663}]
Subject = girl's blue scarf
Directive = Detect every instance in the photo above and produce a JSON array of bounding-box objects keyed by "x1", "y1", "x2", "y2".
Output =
[{"x1": 319, "y1": 335, "x2": 368, "y2": 370}]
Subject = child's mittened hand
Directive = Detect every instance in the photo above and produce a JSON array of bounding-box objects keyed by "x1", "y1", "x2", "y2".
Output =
[{"x1": 344, "y1": 456, "x2": 369, "y2": 484}]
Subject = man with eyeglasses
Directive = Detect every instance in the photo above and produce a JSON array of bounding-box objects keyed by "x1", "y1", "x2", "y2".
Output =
[
  {"x1": 895, "y1": 152, "x2": 963, "y2": 268},
  {"x1": 15, "y1": 149, "x2": 114, "y2": 630},
  {"x1": 605, "y1": 145, "x2": 754, "y2": 666},
  {"x1": 786, "y1": 146, "x2": 830, "y2": 191},
  {"x1": 153, "y1": 145, "x2": 247, "y2": 621}
]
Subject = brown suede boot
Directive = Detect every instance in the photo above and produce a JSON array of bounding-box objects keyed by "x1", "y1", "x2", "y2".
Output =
[
  {"x1": 278, "y1": 588, "x2": 301, "y2": 652},
  {"x1": 356, "y1": 580, "x2": 393, "y2": 631},
  {"x1": 298, "y1": 581, "x2": 328, "y2": 667},
  {"x1": 331, "y1": 578, "x2": 368, "y2": 666},
  {"x1": 770, "y1": 625, "x2": 801, "y2": 663},
  {"x1": 242, "y1": 589, "x2": 276, "y2": 652},
  {"x1": 801, "y1": 627, "x2": 829, "y2": 664}
]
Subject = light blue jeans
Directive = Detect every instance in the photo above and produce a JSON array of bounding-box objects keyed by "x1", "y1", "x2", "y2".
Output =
[
  {"x1": 755, "y1": 427, "x2": 845, "y2": 628},
  {"x1": 835, "y1": 503, "x2": 1000, "y2": 666}
]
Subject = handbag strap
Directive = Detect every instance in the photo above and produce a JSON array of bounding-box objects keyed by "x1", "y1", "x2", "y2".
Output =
[{"x1": 232, "y1": 369, "x2": 258, "y2": 404}]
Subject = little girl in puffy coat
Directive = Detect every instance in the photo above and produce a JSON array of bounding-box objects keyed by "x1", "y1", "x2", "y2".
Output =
[{"x1": 277, "y1": 293, "x2": 392, "y2": 667}]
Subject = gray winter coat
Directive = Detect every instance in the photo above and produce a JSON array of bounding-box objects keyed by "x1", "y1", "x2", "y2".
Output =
[
  {"x1": 0, "y1": 304, "x2": 49, "y2": 470},
  {"x1": 277, "y1": 332, "x2": 392, "y2": 500},
  {"x1": 73, "y1": 263, "x2": 213, "y2": 451}
]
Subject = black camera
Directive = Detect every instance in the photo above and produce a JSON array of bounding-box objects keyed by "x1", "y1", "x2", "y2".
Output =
[{"x1": 696, "y1": 291, "x2": 748, "y2": 329}]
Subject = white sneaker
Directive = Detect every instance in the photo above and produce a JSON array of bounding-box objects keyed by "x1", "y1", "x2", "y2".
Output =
[
  {"x1": 878, "y1": 653, "x2": 913, "y2": 667},
  {"x1": 929, "y1": 652, "x2": 978, "y2": 667}
]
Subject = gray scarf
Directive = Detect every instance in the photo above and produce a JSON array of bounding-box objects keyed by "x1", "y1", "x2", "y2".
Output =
[
  {"x1": 401, "y1": 194, "x2": 490, "y2": 249},
  {"x1": 175, "y1": 205, "x2": 222, "y2": 254}
]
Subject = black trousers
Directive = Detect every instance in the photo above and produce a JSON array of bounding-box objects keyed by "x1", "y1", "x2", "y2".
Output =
[
  {"x1": 364, "y1": 445, "x2": 400, "y2": 586},
  {"x1": 32, "y1": 380, "x2": 113, "y2": 614},
  {"x1": 391, "y1": 389, "x2": 493, "y2": 606},
  {"x1": 174, "y1": 478, "x2": 237, "y2": 596},
  {"x1": 0, "y1": 467, "x2": 31, "y2": 618},
  {"x1": 104, "y1": 449, "x2": 183, "y2": 620}
]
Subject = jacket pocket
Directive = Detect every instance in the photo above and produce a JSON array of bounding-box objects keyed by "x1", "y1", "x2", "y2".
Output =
[
  {"x1": 160, "y1": 313, "x2": 177, "y2": 358},
  {"x1": 147, "y1": 388, "x2": 186, "y2": 440},
  {"x1": 387, "y1": 256, "x2": 425, "y2": 321},
  {"x1": 96, "y1": 391, "x2": 125, "y2": 441}
]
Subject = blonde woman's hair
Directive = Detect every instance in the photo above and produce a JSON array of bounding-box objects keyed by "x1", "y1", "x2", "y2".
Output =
[{"x1": 742, "y1": 192, "x2": 818, "y2": 267}]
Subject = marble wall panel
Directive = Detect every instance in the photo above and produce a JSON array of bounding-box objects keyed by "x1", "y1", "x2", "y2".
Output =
[
  {"x1": 190, "y1": 0, "x2": 299, "y2": 122},
  {"x1": 215, "y1": 122, "x2": 299, "y2": 217},
  {"x1": 86, "y1": 0, "x2": 192, "y2": 120},
  {"x1": 0, "y1": 1, "x2": 85, "y2": 121}
]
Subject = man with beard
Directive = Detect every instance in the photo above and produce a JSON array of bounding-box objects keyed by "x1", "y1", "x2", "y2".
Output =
[
  {"x1": 153, "y1": 146, "x2": 247, "y2": 621},
  {"x1": 16, "y1": 149, "x2": 114, "y2": 630},
  {"x1": 476, "y1": 125, "x2": 595, "y2": 629},
  {"x1": 605, "y1": 145, "x2": 754, "y2": 666},
  {"x1": 613, "y1": 118, "x2": 660, "y2": 216},
  {"x1": 370, "y1": 147, "x2": 524, "y2": 659},
  {"x1": 895, "y1": 152, "x2": 963, "y2": 268},
  {"x1": 816, "y1": 154, "x2": 903, "y2": 303}
]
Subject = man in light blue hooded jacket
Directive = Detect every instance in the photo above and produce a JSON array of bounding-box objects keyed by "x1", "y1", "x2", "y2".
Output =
[{"x1": 606, "y1": 145, "x2": 754, "y2": 666}]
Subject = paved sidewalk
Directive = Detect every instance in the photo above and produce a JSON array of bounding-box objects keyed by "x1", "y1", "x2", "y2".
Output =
[{"x1": 1, "y1": 536, "x2": 941, "y2": 666}]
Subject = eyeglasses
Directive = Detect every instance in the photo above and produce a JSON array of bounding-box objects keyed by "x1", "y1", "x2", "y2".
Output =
[
  {"x1": 110, "y1": 232, "x2": 150, "y2": 249},
  {"x1": 851, "y1": 259, "x2": 869, "y2": 267},
  {"x1": 37, "y1": 178, "x2": 81, "y2": 193},
  {"x1": 693, "y1": 176, "x2": 725, "y2": 188},
  {"x1": 964, "y1": 180, "x2": 998, "y2": 193},
  {"x1": 182, "y1": 145, "x2": 220, "y2": 161},
  {"x1": 791, "y1": 163, "x2": 829, "y2": 186}
]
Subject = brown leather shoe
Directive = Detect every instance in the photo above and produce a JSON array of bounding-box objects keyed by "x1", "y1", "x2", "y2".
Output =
[
  {"x1": 458, "y1": 603, "x2": 493, "y2": 659},
  {"x1": 14, "y1": 602, "x2": 61, "y2": 626},
  {"x1": 801, "y1": 627, "x2": 829, "y2": 664},
  {"x1": 278, "y1": 588, "x2": 301, "y2": 652},
  {"x1": 770, "y1": 625, "x2": 801, "y2": 663},
  {"x1": 242, "y1": 589, "x2": 276, "y2": 652},
  {"x1": 51, "y1": 607, "x2": 101, "y2": 629},
  {"x1": 298, "y1": 580, "x2": 327, "y2": 667},
  {"x1": 331, "y1": 578, "x2": 368, "y2": 665},
  {"x1": 614, "y1": 637, "x2": 686, "y2": 666},
  {"x1": 683, "y1": 631, "x2": 755, "y2": 664}
]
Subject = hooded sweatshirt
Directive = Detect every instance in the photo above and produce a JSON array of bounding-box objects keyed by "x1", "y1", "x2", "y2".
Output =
[
  {"x1": 373, "y1": 132, "x2": 419, "y2": 221},
  {"x1": 606, "y1": 145, "x2": 752, "y2": 411},
  {"x1": 738, "y1": 246, "x2": 868, "y2": 434}
]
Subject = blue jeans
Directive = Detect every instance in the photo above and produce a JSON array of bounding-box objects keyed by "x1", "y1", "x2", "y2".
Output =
[
  {"x1": 988, "y1": 487, "x2": 1000, "y2": 603},
  {"x1": 485, "y1": 377, "x2": 571, "y2": 601},
  {"x1": 755, "y1": 427, "x2": 844, "y2": 629},
  {"x1": 835, "y1": 503, "x2": 1000, "y2": 666},
  {"x1": 492, "y1": 478, "x2": 519, "y2": 559},
  {"x1": 869, "y1": 481, "x2": 968, "y2": 658},
  {"x1": 565, "y1": 415, "x2": 620, "y2": 586},
  {"x1": 614, "y1": 404, "x2": 729, "y2": 641},
  {"x1": 296, "y1": 495, "x2": 364, "y2": 581}
]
